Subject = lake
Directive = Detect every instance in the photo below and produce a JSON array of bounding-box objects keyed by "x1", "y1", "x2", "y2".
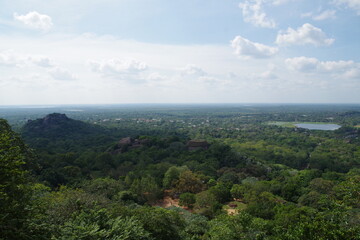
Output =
[{"x1": 295, "y1": 123, "x2": 341, "y2": 130}]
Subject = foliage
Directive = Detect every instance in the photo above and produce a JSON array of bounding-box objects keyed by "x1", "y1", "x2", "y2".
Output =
[
  {"x1": 132, "y1": 207, "x2": 185, "y2": 240},
  {"x1": 175, "y1": 170, "x2": 205, "y2": 194},
  {"x1": 204, "y1": 212, "x2": 268, "y2": 240},
  {"x1": 179, "y1": 192, "x2": 196, "y2": 208},
  {"x1": 55, "y1": 209, "x2": 152, "y2": 240},
  {"x1": 2, "y1": 104, "x2": 360, "y2": 239},
  {"x1": 130, "y1": 176, "x2": 162, "y2": 204},
  {"x1": 163, "y1": 166, "x2": 188, "y2": 189},
  {"x1": 0, "y1": 119, "x2": 34, "y2": 239},
  {"x1": 80, "y1": 178, "x2": 125, "y2": 199}
]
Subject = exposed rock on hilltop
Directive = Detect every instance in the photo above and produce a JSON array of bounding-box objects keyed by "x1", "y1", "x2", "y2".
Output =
[
  {"x1": 187, "y1": 140, "x2": 209, "y2": 151},
  {"x1": 23, "y1": 113, "x2": 98, "y2": 136},
  {"x1": 21, "y1": 113, "x2": 112, "y2": 151},
  {"x1": 111, "y1": 137, "x2": 148, "y2": 154},
  {"x1": 42, "y1": 113, "x2": 70, "y2": 126}
]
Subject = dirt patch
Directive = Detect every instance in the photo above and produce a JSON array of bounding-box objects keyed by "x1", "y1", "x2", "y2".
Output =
[
  {"x1": 223, "y1": 201, "x2": 247, "y2": 215},
  {"x1": 226, "y1": 208, "x2": 238, "y2": 215},
  {"x1": 153, "y1": 196, "x2": 180, "y2": 208}
]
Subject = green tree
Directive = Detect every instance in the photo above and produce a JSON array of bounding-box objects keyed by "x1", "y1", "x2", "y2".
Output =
[
  {"x1": 230, "y1": 184, "x2": 246, "y2": 200},
  {"x1": 195, "y1": 191, "x2": 223, "y2": 218},
  {"x1": 175, "y1": 170, "x2": 204, "y2": 194},
  {"x1": 44, "y1": 186, "x2": 110, "y2": 227},
  {"x1": 0, "y1": 119, "x2": 34, "y2": 239},
  {"x1": 163, "y1": 166, "x2": 188, "y2": 189},
  {"x1": 274, "y1": 211, "x2": 360, "y2": 240},
  {"x1": 179, "y1": 192, "x2": 196, "y2": 208},
  {"x1": 81, "y1": 177, "x2": 125, "y2": 199},
  {"x1": 209, "y1": 182, "x2": 231, "y2": 203},
  {"x1": 334, "y1": 174, "x2": 360, "y2": 208},
  {"x1": 309, "y1": 178, "x2": 334, "y2": 194},
  {"x1": 56, "y1": 209, "x2": 151, "y2": 240},
  {"x1": 133, "y1": 207, "x2": 185, "y2": 240},
  {"x1": 246, "y1": 191, "x2": 284, "y2": 219},
  {"x1": 130, "y1": 176, "x2": 162, "y2": 204},
  {"x1": 204, "y1": 212, "x2": 268, "y2": 240}
]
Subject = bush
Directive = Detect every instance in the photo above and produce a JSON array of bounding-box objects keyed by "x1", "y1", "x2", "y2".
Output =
[{"x1": 179, "y1": 192, "x2": 196, "y2": 208}]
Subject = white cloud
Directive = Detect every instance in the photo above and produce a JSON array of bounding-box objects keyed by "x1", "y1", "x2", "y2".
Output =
[
  {"x1": 285, "y1": 57, "x2": 319, "y2": 71},
  {"x1": 260, "y1": 71, "x2": 277, "y2": 79},
  {"x1": 227, "y1": 72, "x2": 238, "y2": 79},
  {"x1": 333, "y1": 0, "x2": 360, "y2": 15},
  {"x1": 239, "y1": 0, "x2": 276, "y2": 28},
  {"x1": 198, "y1": 76, "x2": 217, "y2": 83},
  {"x1": 89, "y1": 58, "x2": 148, "y2": 77},
  {"x1": 88, "y1": 58, "x2": 148, "y2": 83},
  {"x1": 147, "y1": 72, "x2": 166, "y2": 81},
  {"x1": 252, "y1": 63, "x2": 279, "y2": 80},
  {"x1": 320, "y1": 60, "x2": 356, "y2": 72},
  {"x1": 276, "y1": 23, "x2": 335, "y2": 46},
  {"x1": 182, "y1": 64, "x2": 207, "y2": 76},
  {"x1": 301, "y1": 12, "x2": 312, "y2": 18},
  {"x1": 231, "y1": 35, "x2": 278, "y2": 58},
  {"x1": 285, "y1": 56, "x2": 360, "y2": 78},
  {"x1": 313, "y1": 10, "x2": 337, "y2": 20},
  {"x1": 28, "y1": 56, "x2": 53, "y2": 67},
  {"x1": 271, "y1": 0, "x2": 291, "y2": 5},
  {"x1": 178, "y1": 65, "x2": 234, "y2": 87},
  {"x1": 14, "y1": 11, "x2": 53, "y2": 31},
  {"x1": 0, "y1": 32, "x2": 358, "y2": 104},
  {"x1": 302, "y1": 10, "x2": 337, "y2": 21},
  {"x1": 0, "y1": 50, "x2": 55, "y2": 69},
  {"x1": 145, "y1": 72, "x2": 176, "y2": 87},
  {"x1": 197, "y1": 76, "x2": 233, "y2": 88},
  {"x1": 0, "y1": 50, "x2": 25, "y2": 67},
  {"x1": 344, "y1": 68, "x2": 360, "y2": 78},
  {"x1": 48, "y1": 67, "x2": 76, "y2": 80}
]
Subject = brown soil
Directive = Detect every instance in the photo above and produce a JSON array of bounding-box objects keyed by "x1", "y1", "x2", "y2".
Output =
[
  {"x1": 226, "y1": 208, "x2": 238, "y2": 215},
  {"x1": 153, "y1": 196, "x2": 180, "y2": 208}
]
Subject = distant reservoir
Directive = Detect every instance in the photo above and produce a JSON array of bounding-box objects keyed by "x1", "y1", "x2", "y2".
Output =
[
  {"x1": 295, "y1": 123, "x2": 341, "y2": 130},
  {"x1": 268, "y1": 121, "x2": 342, "y2": 130}
]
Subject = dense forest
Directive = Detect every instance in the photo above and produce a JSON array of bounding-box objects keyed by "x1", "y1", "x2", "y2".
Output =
[{"x1": 1, "y1": 104, "x2": 360, "y2": 239}]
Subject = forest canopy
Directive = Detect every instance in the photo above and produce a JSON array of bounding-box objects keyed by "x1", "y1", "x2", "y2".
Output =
[{"x1": 1, "y1": 104, "x2": 360, "y2": 239}]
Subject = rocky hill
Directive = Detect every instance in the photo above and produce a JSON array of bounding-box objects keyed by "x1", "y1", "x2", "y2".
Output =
[
  {"x1": 21, "y1": 113, "x2": 113, "y2": 152},
  {"x1": 22, "y1": 113, "x2": 103, "y2": 138}
]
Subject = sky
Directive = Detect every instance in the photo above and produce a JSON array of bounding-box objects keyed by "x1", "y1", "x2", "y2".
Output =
[{"x1": 0, "y1": 0, "x2": 360, "y2": 105}]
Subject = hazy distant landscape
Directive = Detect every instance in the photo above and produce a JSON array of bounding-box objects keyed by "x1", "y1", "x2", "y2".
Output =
[{"x1": 1, "y1": 104, "x2": 360, "y2": 239}]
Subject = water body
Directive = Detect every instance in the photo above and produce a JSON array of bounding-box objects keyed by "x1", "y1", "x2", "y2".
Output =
[{"x1": 295, "y1": 123, "x2": 341, "y2": 131}]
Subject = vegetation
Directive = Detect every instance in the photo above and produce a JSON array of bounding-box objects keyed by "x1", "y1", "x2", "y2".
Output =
[{"x1": 1, "y1": 104, "x2": 359, "y2": 239}]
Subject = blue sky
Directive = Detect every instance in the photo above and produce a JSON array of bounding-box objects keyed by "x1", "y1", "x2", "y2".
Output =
[{"x1": 0, "y1": 0, "x2": 360, "y2": 104}]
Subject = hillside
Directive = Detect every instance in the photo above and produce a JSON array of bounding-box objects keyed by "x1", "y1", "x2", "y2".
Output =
[
  {"x1": 21, "y1": 113, "x2": 115, "y2": 152},
  {"x1": 2, "y1": 106, "x2": 360, "y2": 239}
]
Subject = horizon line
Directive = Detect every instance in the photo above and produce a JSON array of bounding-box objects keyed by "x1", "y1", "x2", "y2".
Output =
[{"x1": 1, "y1": 102, "x2": 360, "y2": 107}]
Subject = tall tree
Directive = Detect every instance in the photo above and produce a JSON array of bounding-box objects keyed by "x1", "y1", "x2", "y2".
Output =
[{"x1": 0, "y1": 119, "x2": 33, "y2": 239}]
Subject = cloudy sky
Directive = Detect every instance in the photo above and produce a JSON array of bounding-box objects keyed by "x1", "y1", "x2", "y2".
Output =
[{"x1": 0, "y1": 0, "x2": 359, "y2": 105}]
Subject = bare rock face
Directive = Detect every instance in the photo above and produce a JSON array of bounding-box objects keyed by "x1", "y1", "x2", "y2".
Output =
[
  {"x1": 26, "y1": 113, "x2": 70, "y2": 128},
  {"x1": 42, "y1": 113, "x2": 70, "y2": 126},
  {"x1": 112, "y1": 137, "x2": 148, "y2": 154},
  {"x1": 119, "y1": 137, "x2": 132, "y2": 145},
  {"x1": 187, "y1": 140, "x2": 209, "y2": 151},
  {"x1": 22, "y1": 112, "x2": 103, "y2": 141}
]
